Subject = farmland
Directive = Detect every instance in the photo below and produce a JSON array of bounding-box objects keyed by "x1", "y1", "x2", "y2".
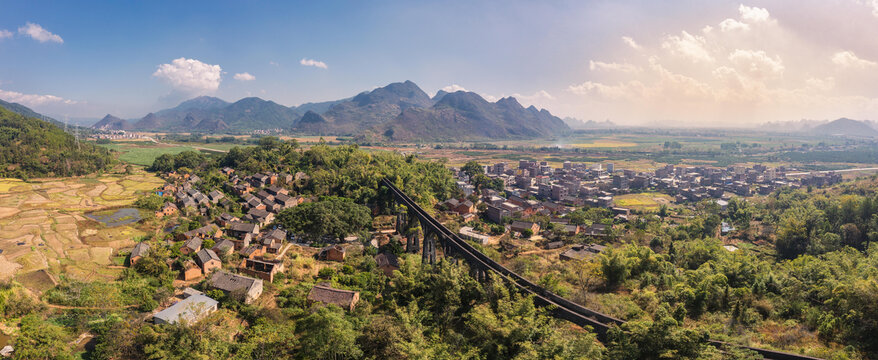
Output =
[{"x1": 0, "y1": 173, "x2": 163, "y2": 293}]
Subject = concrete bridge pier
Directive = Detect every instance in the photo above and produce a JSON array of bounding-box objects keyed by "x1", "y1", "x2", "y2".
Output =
[
  {"x1": 406, "y1": 228, "x2": 420, "y2": 253},
  {"x1": 395, "y1": 207, "x2": 407, "y2": 235},
  {"x1": 422, "y1": 230, "x2": 437, "y2": 265}
]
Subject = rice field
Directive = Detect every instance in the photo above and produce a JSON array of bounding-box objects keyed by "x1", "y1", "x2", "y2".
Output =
[{"x1": 0, "y1": 173, "x2": 163, "y2": 287}]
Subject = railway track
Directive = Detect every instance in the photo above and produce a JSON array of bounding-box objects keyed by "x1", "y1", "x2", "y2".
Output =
[{"x1": 381, "y1": 178, "x2": 822, "y2": 360}]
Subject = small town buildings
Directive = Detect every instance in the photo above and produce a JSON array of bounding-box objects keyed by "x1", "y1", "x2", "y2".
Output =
[
  {"x1": 153, "y1": 294, "x2": 218, "y2": 325},
  {"x1": 195, "y1": 249, "x2": 222, "y2": 275},
  {"x1": 209, "y1": 271, "x2": 264, "y2": 304},
  {"x1": 307, "y1": 285, "x2": 360, "y2": 311}
]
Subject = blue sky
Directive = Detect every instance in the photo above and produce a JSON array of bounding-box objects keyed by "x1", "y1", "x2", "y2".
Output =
[{"x1": 3, "y1": 1, "x2": 878, "y2": 125}]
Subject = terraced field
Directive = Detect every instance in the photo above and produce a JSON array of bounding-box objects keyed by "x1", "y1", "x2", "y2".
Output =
[{"x1": 0, "y1": 174, "x2": 163, "y2": 292}]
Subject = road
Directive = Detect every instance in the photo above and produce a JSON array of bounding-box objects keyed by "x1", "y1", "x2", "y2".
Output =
[
  {"x1": 144, "y1": 137, "x2": 229, "y2": 153},
  {"x1": 786, "y1": 167, "x2": 878, "y2": 176}
]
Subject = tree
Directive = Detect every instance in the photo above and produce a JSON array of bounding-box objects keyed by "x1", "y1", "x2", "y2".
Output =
[
  {"x1": 462, "y1": 160, "x2": 484, "y2": 179},
  {"x1": 606, "y1": 307, "x2": 707, "y2": 360},
  {"x1": 296, "y1": 306, "x2": 363, "y2": 360},
  {"x1": 13, "y1": 314, "x2": 74, "y2": 360},
  {"x1": 274, "y1": 197, "x2": 371, "y2": 241},
  {"x1": 600, "y1": 248, "x2": 630, "y2": 288},
  {"x1": 135, "y1": 194, "x2": 165, "y2": 211}
]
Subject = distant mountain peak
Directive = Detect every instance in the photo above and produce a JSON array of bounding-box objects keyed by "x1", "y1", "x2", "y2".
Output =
[
  {"x1": 92, "y1": 114, "x2": 131, "y2": 130},
  {"x1": 812, "y1": 118, "x2": 878, "y2": 137}
]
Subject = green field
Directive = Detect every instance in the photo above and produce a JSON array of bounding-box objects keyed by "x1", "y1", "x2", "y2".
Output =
[{"x1": 98, "y1": 143, "x2": 213, "y2": 166}]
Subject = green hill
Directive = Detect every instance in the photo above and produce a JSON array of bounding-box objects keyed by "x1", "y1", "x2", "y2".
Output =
[{"x1": 0, "y1": 106, "x2": 114, "y2": 179}]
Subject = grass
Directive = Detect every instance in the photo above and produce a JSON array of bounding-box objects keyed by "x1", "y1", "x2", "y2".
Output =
[{"x1": 98, "y1": 143, "x2": 198, "y2": 166}]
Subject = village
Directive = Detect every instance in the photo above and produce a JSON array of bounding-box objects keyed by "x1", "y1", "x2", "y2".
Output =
[
  {"x1": 131, "y1": 168, "x2": 394, "y2": 326},
  {"x1": 132, "y1": 155, "x2": 849, "y2": 326}
]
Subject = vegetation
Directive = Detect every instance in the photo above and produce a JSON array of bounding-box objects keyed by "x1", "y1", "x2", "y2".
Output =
[
  {"x1": 0, "y1": 106, "x2": 113, "y2": 179},
  {"x1": 274, "y1": 196, "x2": 372, "y2": 241}
]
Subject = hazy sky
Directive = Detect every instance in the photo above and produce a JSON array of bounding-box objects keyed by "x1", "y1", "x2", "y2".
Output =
[{"x1": 2, "y1": 0, "x2": 878, "y2": 126}]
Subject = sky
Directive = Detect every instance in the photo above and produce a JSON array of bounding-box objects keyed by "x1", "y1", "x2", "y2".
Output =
[{"x1": 2, "y1": 0, "x2": 878, "y2": 126}]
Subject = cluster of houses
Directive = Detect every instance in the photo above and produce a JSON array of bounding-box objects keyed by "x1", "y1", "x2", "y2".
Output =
[
  {"x1": 449, "y1": 160, "x2": 842, "y2": 221},
  {"x1": 441, "y1": 160, "x2": 845, "y2": 260},
  {"x1": 129, "y1": 167, "x2": 391, "y2": 325}
]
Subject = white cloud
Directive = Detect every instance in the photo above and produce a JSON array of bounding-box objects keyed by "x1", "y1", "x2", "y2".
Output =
[
  {"x1": 233, "y1": 72, "x2": 255, "y2": 81},
  {"x1": 0, "y1": 30, "x2": 12, "y2": 40},
  {"x1": 728, "y1": 49, "x2": 784, "y2": 78},
  {"x1": 300, "y1": 58, "x2": 328, "y2": 69},
  {"x1": 738, "y1": 4, "x2": 771, "y2": 23},
  {"x1": 511, "y1": 90, "x2": 555, "y2": 103},
  {"x1": 832, "y1": 51, "x2": 877, "y2": 68},
  {"x1": 17, "y1": 22, "x2": 63, "y2": 44},
  {"x1": 662, "y1": 31, "x2": 714, "y2": 63},
  {"x1": 152, "y1": 57, "x2": 223, "y2": 94},
  {"x1": 0, "y1": 88, "x2": 76, "y2": 106},
  {"x1": 868, "y1": 0, "x2": 878, "y2": 17},
  {"x1": 589, "y1": 60, "x2": 641, "y2": 73},
  {"x1": 269, "y1": 61, "x2": 279, "y2": 66},
  {"x1": 440, "y1": 84, "x2": 468, "y2": 93},
  {"x1": 621, "y1": 36, "x2": 642, "y2": 50},
  {"x1": 719, "y1": 18, "x2": 749, "y2": 32}
]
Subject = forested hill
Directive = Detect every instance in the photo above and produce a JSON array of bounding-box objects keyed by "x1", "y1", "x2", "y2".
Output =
[{"x1": 0, "y1": 106, "x2": 114, "y2": 179}]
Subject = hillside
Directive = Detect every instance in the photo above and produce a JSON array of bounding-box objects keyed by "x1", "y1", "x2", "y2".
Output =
[
  {"x1": 0, "y1": 98, "x2": 70, "y2": 128},
  {"x1": 94, "y1": 81, "x2": 570, "y2": 139},
  {"x1": 0, "y1": 107, "x2": 113, "y2": 178},
  {"x1": 92, "y1": 114, "x2": 132, "y2": 131},
  {"x1": 812, "y1": 118, "x2": 878, "y2": 137},
  {"x1": 378, "y1": 91, "x2": 570, "y2": 141},
  {"x1": 293, "y1": 80, "x2": 434, "y2": 134}
]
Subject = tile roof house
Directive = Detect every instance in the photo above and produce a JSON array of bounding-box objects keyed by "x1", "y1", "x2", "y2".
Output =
[
  {"x1": 153, "y1": 294, "x2": 218, "y2": 325},
  {"x1": 209, "y1": 271, "x2": 263, "y2": 304},
  {"x1": 511, "y1": 221, "x2": 540, "y2": 234},
  {"x1": 375, "y1": 252, "x2": 400, "y2": 277},
  {"x1": 211, "y1": 239, "x2": 235, "y2": 256},
  {"x1": 227, "y1": 222, "x2": 259, "y2": 239},
  {"x1": 307, "y1": 285, "x2": 360, "y2": 311},
  {"x1": 559, "y1": 244, "x2": 607, "y2": 261},
  {"x1": 181, "y1": 259, "x2": 202, "y2": 280},
  {"x1": 181, "y1": 237, "x2": 203, "y2": 255},
  {"x1": 129, "y1": 242, "x2": 150, "y2": 265},
  {"x1": 195, "y1": 249, "x2": 222, "y2": 275},
  {"x1": 318, "y1": 245, "x2": 345, "y2": 262}
]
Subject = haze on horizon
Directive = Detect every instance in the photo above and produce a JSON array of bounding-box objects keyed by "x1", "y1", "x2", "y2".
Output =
[{"x1": 2, "y1": 0, "x2": 878, "y2": 127}]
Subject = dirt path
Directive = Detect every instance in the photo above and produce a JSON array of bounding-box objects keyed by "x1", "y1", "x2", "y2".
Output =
[{"x1": 44, "y1": 303, "x2": 137, "y2": 310}]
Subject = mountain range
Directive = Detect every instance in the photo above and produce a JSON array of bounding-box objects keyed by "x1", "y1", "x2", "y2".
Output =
[
  {"x1": 761, "y1": 118, "x2": 878, "y2": 136},
  {"x1": 90, "y1": 80, "x2": 570, "y2": 140}
]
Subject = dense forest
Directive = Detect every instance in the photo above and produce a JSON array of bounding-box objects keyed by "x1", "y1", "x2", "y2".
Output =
[{"x1": 0, "y1": 107, "x2": 114, "y2": 179}]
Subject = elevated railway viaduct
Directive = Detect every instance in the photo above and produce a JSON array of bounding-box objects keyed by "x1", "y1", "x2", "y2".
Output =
[{"x1": 381, "y1": 178, "x2": 821, "y2": 360}]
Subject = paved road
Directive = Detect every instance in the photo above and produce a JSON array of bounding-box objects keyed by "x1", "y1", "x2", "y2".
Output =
[
  {"x1": 786, "y1": 167, "x2": 878, "y2": 176},
  {"x1": 144, "y1": 137, "x2": 229, "y2": 153}
]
